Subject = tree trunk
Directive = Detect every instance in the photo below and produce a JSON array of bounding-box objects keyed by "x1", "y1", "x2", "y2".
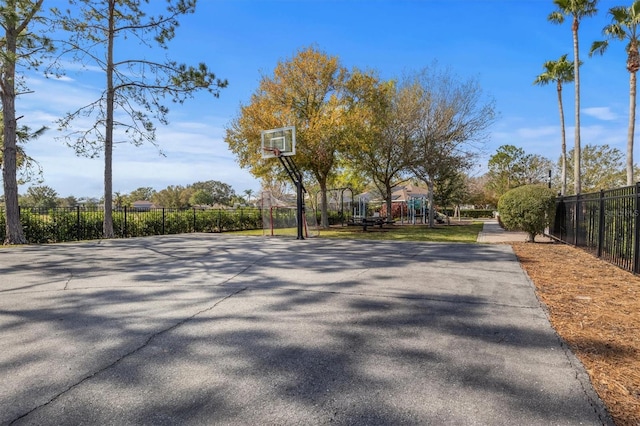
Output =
[
  {"x1": 319, "y1": 178, "x2": 329, "y2": 228},
  {"x1": 385, "y1": 182, "x2": 393, "y2": 220},
  {"x1": 557, "y1": 80, "x2": 567, "y2": 196},
  {"x1": 628, "y1": 71, "x2": 636, "y2": 186},
  {"x1": 1, "y1": 18, "x2": 27, "y2": 244},
  {"x1": 427, "y1": 179, "x2": 435, "y2": 228},
  {"x1": 572, "y1": 17, "x2": 581, "y2": 195},
  {"x1": 103, "y1": 0, "x2": 116, "y2": 238}
]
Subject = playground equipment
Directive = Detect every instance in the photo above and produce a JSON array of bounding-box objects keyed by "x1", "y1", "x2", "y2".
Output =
[
  {"x1": 352, "y1": 194, "x2": 369, "y2": 221},
  {"x1": 407, "y1": 195, "x2": 428, "y2": 224}
]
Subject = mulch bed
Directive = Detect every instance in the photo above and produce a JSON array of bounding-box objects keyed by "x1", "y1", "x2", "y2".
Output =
[{"x1": 511, "y1": 242, "x2": 640, "y2": 426}]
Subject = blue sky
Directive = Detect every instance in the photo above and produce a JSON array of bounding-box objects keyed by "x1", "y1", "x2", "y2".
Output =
[{"x1": 13, "y1": 0, "x2": 633, "y2": 198}]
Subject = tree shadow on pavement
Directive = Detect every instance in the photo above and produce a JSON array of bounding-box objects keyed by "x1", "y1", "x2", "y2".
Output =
[{"x1": 0, "y1": 235, "x2": 613, "y2": 425}]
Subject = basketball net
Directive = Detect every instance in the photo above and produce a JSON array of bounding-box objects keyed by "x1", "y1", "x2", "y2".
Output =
[{"x1": 263, "y1": 147, "x2": 282, "y2": 158}]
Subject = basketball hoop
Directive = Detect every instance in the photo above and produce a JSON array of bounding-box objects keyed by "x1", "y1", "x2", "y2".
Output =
[
  {"x1": 263, "y1": 147, "x2": 282, "y2": 158},
  {"x1": 260, "y1": 125, "x2": 304, "y2": 239},
  {"x1": 261, "y1": 126, "x2": 295, "y2": 159}
]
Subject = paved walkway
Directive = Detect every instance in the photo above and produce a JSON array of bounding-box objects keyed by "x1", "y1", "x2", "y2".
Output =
[
  {"x1": 477, "y1": 220, "x2": 552, "y2": 243},
  {"x1": 0, "y1": 235, "x2": 610, "y2": 425}
]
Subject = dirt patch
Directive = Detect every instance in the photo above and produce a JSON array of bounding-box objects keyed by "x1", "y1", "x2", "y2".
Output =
[{"x1": 511, "y1": 242, "x2": 640, "y2": 426}]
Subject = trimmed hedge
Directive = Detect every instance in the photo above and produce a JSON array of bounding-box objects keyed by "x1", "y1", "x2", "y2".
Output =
[
  {"x1": 0, "y1": 207, "x2": 264, "y2": 244},
  {"x1": 442, "y1": 209, "x2": 494, "y2": 218}
]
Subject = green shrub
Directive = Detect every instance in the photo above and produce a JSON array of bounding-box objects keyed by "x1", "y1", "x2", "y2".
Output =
[{"x1": 498, "y1": 185, "x2": 556, "y2": 242}]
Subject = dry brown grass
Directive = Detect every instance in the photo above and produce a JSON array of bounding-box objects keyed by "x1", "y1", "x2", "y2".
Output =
[{"x1": 511, "y1": 242, "x2": 640, "y2": 426}]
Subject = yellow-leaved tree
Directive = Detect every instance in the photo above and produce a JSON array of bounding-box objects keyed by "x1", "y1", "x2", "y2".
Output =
[{"x1": 226, "y1": 46, "x2": 362, "y2": 228}]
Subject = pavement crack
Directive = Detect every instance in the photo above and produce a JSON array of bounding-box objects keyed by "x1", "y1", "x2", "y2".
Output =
[
  {"x1": 8, "y1": 286, "x2": 248, "y2": 425},
  {"x1": 63, "y1": 269, "x2": 73, "y2": 290}
]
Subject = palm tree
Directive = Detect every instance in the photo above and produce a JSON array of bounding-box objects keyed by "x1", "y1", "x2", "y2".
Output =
[
  {"x1": 243, "y1": 189, "x2": 254, "y2": 205},
  {"x1": 549, "y1": 0, "x2": 599, "y2": 195},
  {"x1": 534, "y1": 54, "x2": 576, "y2": 195},
  {"x1": 590, "y1": 1, "x2": 640, "y2": 186}
]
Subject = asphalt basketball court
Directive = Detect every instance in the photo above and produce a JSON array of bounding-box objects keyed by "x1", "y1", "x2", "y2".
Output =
[{"x1": 0, "y1": 234, "x2": 613, "y2": 425}]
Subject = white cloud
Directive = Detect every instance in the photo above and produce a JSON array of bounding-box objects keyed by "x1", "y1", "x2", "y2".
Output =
[
  {"x1": 514, "y1": 126, "x2": 558, "y2": 139},
  {"x1": 583, "y1": 107, "x2": 618, "y2": 121},
  {"x1": 14, "y1": 113, "x2": 259, "y2": 198}
]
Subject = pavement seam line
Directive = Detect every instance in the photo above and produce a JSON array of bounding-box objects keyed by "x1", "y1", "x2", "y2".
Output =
[{"x1": 8, "y1": 286, "x2": 248, "y2": 425}]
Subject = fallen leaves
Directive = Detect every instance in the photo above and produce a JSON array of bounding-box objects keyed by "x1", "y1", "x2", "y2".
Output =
[{"x1": 512, "y1": 242, "x2": 640, "y2": 426}]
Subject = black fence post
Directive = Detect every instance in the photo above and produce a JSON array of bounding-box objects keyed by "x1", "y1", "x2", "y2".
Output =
[
  {"x1": 76, "y1": 205, "x2": 81, "y2": 241},
  {"x1": 162, "y1": 208, "x2": 166, "y2": 235},
  {"x1": 597, "y1": 189, "x2": 605, "y2": 258},
  {"x1": 574, "y1": 194, "x2": 580, "y2": 246},
  {"x1": 124, "y1": 206, "x2": 128, "y2": 237},
  {"x1": 634, "y1": 183, "x2": 640, "y2": 274}
]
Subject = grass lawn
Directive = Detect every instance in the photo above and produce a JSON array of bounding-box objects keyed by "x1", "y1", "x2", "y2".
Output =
[{"x1": 230, "y1": 221, "x2": 484, "y2": 243}]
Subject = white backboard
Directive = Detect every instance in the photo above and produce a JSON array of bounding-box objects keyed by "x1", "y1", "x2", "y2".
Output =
[{"x1": 261, "y1": 126, "x2": 296, "y2": 158}]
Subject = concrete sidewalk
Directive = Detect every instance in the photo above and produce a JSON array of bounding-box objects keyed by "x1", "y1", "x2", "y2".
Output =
[
  {"x1": 0, "y1": 235, "x2": 610, "y2": 425},
  {"x1": 477, "y1": 220, "x2": 552, "y2": 243}
]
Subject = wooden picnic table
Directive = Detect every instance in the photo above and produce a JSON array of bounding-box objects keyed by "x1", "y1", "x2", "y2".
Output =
[{"x1": 347, "y1": 216, "x2": 396, "y2": 231}]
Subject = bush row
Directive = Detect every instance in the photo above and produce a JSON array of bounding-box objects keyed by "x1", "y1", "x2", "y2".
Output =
[
  {"x1": 0, "y1": 207, "x2": 263, "y2": 244},
  {"x1": 441, "y1": 209, "x2": 495, "y2": 218}
]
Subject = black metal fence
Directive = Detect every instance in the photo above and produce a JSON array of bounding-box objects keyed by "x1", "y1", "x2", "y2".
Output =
[
  {"x1": 551, "y1": 183, "x2": 640, "y2": 273},
  {"x1": 0, "y1": 206, "x2": 264, "y2": 244}
]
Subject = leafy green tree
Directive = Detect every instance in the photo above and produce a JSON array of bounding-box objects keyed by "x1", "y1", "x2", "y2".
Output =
[
  {"x1": 53, "y1": 0, "x2": 227, "y2": 238},
  {"x1": 522, "y1": 154, "x2": 554, "y2": 187},
  {"x1": 407, "y1": 66, "x2": 496, "y2": 227},
  {"x1": 190, "y1": 180, "x2": 235, "y2": 205},
  {"x1": 127, "y1": 187, "x2": 157, "y2": 203},
  {"x1": 342, "y1": 71, "x2": 412, "y2": 218},
  {"x1": 229, "y1": 193, "x2": 245, "y2": 207},
  {"x1": 487, "y1": 145, "x2": 553, "y2": 199},
  {"x1": 590, "y1": 1, "x2": 640, "y2": 186},
  {"x1": 486, "y1": 145, "x2": 528, "y2": 197},
  {"x1": 1, "y1": 0, "x2": 51, "y2": 244},
  {"x1": 498, "y1": 185, "x2": 556, "y2": 242},
  {"x1": 534, "y1": 54, "x2": 575, "y2": 195},
  {"x1": 152, "y1": 185, "x2": 190, "y2": 208},
  {"x1": 549, "y1": 0, "x2": 599, "y2": 194},
  {"x1": 23, "y1": 185, "x2": 58, "y2": 208},
  {"x1": 466, "y1": 174, "x2": 496, "y2": 209},
  {"x1": 58, "y1": 195, "x2": 78, "y2": 207},
  {"x1": 564, "y1": 143, "x2": 627, "y2": 192},
  {"x1": 81, "y1": 197, "x2": 100, "y2": 209},
  {"x1": 189, "y1": 189, "x2": 214, "y2": 206},
  {"x1": 433, "y1": 169, "x2": 468, "y2": 219},
  {"x1": 225, "y1": 46, "x2": 352, "y2": 228}
]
